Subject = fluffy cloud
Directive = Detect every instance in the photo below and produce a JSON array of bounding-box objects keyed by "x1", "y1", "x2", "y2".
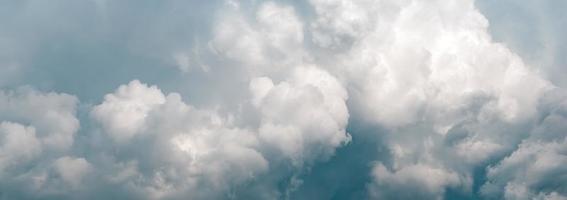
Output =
[
  {"x1": 0, "y1": 122, "x2": 41, "y2": 171},
  {"x1": 210, "y1": 1, "x2": 305, "y2": 77},
  {"x1": 52, "y1": 156, "x2": 91, "y2": 187},
  {"x1": 481, "y1": 90, "x2": 567, "y2": 199},
  {"x1": 92, "y1": 80, "x2": 166, "y2": 143},
  {"x1": 89, "y1": 73, "x2": 349, "y2": 198},
  {"x1": 304, "y1": 0, "x2": 560, "y2": 198},
  {"x1": 0, "y1": 88, "x2": 79, "y2": 150},
  {"x1": 482, "y1": 138, "x2": 567, "y2": 200},
  {"x1": 252, "y1": 66, "x2": 350, "y2": 166},
  {"x1": 0, "y1": 0, "x2": 566, "y2": 199},
  {"x1": 370, "y1": 163, "x2": 461, "y2": 200},
  {"x1": 317, "y1": 0, "x2": 549, "y2": 127},
  {"x1": 0, "y1": 87, "x2": 88, "y2": 198},
  {"x1": 91, "y1": 80, "x2": 267, "y2": 199},
  {"x1": 7, "y1": 1, "x2": 352, "y2": 198}
]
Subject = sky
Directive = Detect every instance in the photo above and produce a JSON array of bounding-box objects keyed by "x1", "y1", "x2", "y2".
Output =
[{"x1": 0, "y1": 0, "x2": 566, "y2": 199}]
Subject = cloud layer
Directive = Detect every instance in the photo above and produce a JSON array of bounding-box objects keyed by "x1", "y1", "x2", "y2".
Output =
[{"x1": 0, "y1": 0, "x2": 566, "y2": 199}]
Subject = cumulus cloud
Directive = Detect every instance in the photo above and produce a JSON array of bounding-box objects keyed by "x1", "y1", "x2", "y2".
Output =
[
  {"x1": 6, "y1": 1, "x2": 352, "y2": 198},
  {"x1": 0, "y1": 121, "x2": 41, "y2": 171},
  {"x1": 252, "y1": 66, "x2": 350, "y2": 165},
  {"x1": 370, "y1": 163, "x2": 461, "y2": 200},
  {"x1": 51, "y1": 156, "x2": 92, "y2": 189},
  {"x1": 0, "y1": 88, "x2": 80, "y2": 150},
  {"x1": 90, "y1": 80, "x2": 267, "y2": 199},
  {"x1": 0, "y1": 0, "x2": 566, "y2": 199},
  {"x1": 92, "y1": 80, "x2": 166, "y2": 143},
  {"x1": 87, "y1": 74, "x2": 350, "y2": 198},
  {"x1": 210, "y1": 1, "x2": 305, "y2": 77},
  {"x1": 0, "y1": 87, "x2": 89, "y2": 199},
  {"x1": 481, "y1": 90, "x2": 567, "y2": 199},
  {"x1": 303, "y1": 0, "x2": 562, "y2": 198},
  {"x1": 319, "y1": 0, "x2": 549, "y2": 127}
]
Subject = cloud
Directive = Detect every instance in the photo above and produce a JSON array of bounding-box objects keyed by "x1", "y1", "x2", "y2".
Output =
[
  {"x1": 92, "y1": 80, "x2": 166, "y2": 143},
  {"x1": 6, "y1": 1, "x2": 352, "y2": 198},
  {"x1": 0, "y1": 0, "x2": 566, "y2": 199},
  {"x1": 369, "y1": 163, "x2": 461, "y2": 200},
  {"x1": 302, "y1": 0, "x2": 562, "y2": 198},
  {"x1": 210, "y1": 1, "x2": 305, "y2": 77},
  {"x1": 87, "y1": 72, "x2": 350, "y2": 198},
  {"x1": 476, "y1": 0, "x2": 567, "y2": 88},
  {"x1": 252, "y1": 65, "x2": 351, "y2": 166},
  {"x1": 481, "y1": 90, "x2": 567, "y2": 199},
  {"x1": 0, "y1": 87, "x2": 87, "y2": 199},
  {"x1": 0, "y1": 122, "x2": 42, "y2": 171},
  {"x1": 0, "y1": 87, "x2": 79, "y2": 151},
  {"x1": 90, "y1": 80, "x2": 267, "y2": 199},
  {"x1": 51, "y1": 156, "x2": 92, "y2": 189},
  {"x1": 320, "y1": 0, "x2": 549, "y2": 127}
]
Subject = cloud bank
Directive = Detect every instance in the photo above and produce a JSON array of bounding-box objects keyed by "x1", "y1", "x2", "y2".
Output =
[{"x1": 0, "y1": 0, "x2": 566, "y2": 199}]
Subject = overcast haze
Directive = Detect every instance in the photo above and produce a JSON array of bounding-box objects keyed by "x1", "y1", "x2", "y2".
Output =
[{"x1": 0, "y1": 0, "x2": 566, "y2": 199}]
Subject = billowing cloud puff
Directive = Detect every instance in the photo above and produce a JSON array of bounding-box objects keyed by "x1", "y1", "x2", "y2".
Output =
[
  {"x1": 304, "y1": 0, "x2": 560, "y2": 198},
  {"x1": 314, "y1": 0, "x2": 550, "y2": 127},
  {"x1": 211, "y1": 1, "x2": 305, "y2": 76},
  {"x1": 0, "y1": 88, "x2": 79, "y2": 150},
  {"x1": 482, "y1": 139, "x2": 567, "y2": 200},
  {"x1": 481, "y1": 91, "x2": 567, "y2": 200},
  {"x1": 92, "y1": 80, "x2": 166, "y2": 143},
  {"x1": 91, "y1": 80, "x2": 267, "y2": 199},
  {"x1": 210, "y1": 0, "x2": 352, "y2": 169},
  {"x1": 0, "y1": 88, "x2": 88, "y2": 198},
  {"x1": 0, "y1": 122, "x2": 41, "y2": 171},
  {"x1": 251, "y1": 66, "x2": 350, "y2": 165},
  {"x1": 370, "y1": 163, "x2": 461, "y2": 200},
  {"x1": 90, "y1": 75, "x2": 349, "y2": 198},
  {"x1": 0, "y1": 0, "x2": 566, "y2": 199},
  {"x1": 50, "y1": 156, "x2": 92, "y2": 190}
]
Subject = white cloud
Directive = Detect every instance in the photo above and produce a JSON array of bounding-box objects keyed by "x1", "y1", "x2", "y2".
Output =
[
  {"x1": 90, "y1": 80, "x2": 268, "y2": 198},
  {"x1": 309, "y1": 0, "x2": 383, "y2": 49},
  {"x1": 52, "y1": 156, "x2": 91, "y2": 188},
  {"x1": 87, "y1": 70, "x2": 351, "y2": 197},
  {"x1": 0, "y1": 121, "x2": 41, "y2": 171},
  {"x1": 0, "y1": 88, "x2": 79, "y2": 151},
  {"x1": 252, "y1": 66, "x2": 351, "y2": 165},
  {"x1": 0, "y1": 87, "x2": 87, "y2": 198},
  {"x1": 92, "y1": 80, "x2": 166, "y2": 143},
  {"x1": 318, "y1": 0, "x2": 550, "y2": 127},
  {"x1": 82, "y1": 2, "x2": 353, "y2": 197},
  {"x1": 481, "y1": 93, "x2": 567, "y2": 199},
  {"x1": 370, "y1": 163, "x2": 462, "y2": 200},
  {"x1": 302, "y1": 0, "x2": 558, "y2": 198},
  {"x1": 210, "y1": 1, "x2": 305, "y2": 76},
  {"x1": 0, "y1": 0, "x2": 565, "y2": 199}
]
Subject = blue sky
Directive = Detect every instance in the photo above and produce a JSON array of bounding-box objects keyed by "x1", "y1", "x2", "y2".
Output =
[{"x1": 0, "y1": 0, "x2": 566, "y2": 199}]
